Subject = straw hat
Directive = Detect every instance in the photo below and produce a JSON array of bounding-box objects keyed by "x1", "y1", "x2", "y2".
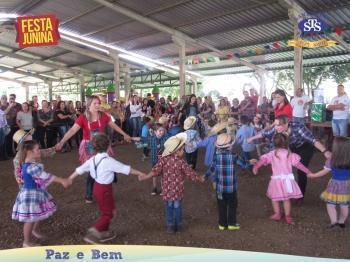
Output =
[
  {"x1": 215, "y1": 133, "x2": 234, "y2": 148},
  {"x1": 184, "y1": 116, "x2": 197, "y2": 130},
  {"x1": 158, "y1": 115, "x2": 169, "y2": 125},
  {"x1": 227, "y1": 117, "x2": 236, "y2": 125},
  {"x1": 209, "y1": 122, "x2": 227, "y2": 135},
  {"x1": 162, "y1": 132, "x2": 187, "y2": 157},
  {"x1": 13, "y1": 128, "x2": 34, "y2": 150}
]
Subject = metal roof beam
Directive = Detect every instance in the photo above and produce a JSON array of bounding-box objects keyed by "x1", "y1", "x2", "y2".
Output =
[
  {"x1": 0, "y1": 65, "x2": 47, "y2": 81},
  {"x1": 0, "y1": 76, "x2": 35, "y2": 85},
  {"x1": 0, "y1": 49, "x2": 90, "y2": 75},
  {"x1": 91, "y1": 0, "x2": 266, "y2": 73}
]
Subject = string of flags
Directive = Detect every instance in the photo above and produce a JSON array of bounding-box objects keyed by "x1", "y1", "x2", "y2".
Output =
[{"x1": 172, "y1": 25, "x2": 347, "y2": 66}]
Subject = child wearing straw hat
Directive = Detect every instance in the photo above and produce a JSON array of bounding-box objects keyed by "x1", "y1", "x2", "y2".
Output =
[
  {"x1": 183, "y1": 116, "x2": 201, "y2": 169},
  {"x1": 12, "y1": 129, "x2": 56, "y2": 187},
  {"x1": 206, "y1": 133, "x2": 240, "y2": 231},
  {"x1": 139, "y1": 133, "x2": 205, "y2": 233}
]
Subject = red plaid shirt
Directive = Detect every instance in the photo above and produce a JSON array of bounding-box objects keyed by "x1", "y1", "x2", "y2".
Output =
[{"x1": 152, "y1": 154, "x2": 200, "y2": 201}]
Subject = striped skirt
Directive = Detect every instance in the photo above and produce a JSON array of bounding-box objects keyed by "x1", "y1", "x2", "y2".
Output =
[{"x1": 321, "y1": 179, "x2": 350, "y2": 205}]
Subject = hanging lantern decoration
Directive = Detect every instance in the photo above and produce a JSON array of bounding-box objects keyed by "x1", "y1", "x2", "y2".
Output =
[
  {"x1": 272, "y1": 42, "x2": 281, "y2": 49},
  {"x1": 85, "y1": 86, "x2": 93, "y2": 98},
  {"x1": 199, "y1": 57, "x2": 207, "y2": 63},
  {"x1": 282, "y1": 36, "x2": 289, "y2": 45},
  {"x1": 186, "y1": 59, "x2": 193, "y2": 65},
  {"x1": 192, "y1": 57, "x2": 200, "y2": 64},
  {"x1": 325, "y1": 27, "x2": 332, "y2": 34},
  {"x1": 247, "y1": 50, "x2": 255, "y2": 56},
  {"x1": 226, "y1": 53, "x2": 234, "y2": 60},
  {"x1": 213, "y1": 56, "x2": 221, "y2": 62},
  {"x1": 255, "y1": 48, "x2": 264, "y2": 55},
  {"x1": 207, "y1": 56, "x2": 214, "y2": 62},
  {"x1": 234, "y1": 53, "x2": 240, "y2": 58},
  {"x1": 264, "y1": 45, "x2": 271, "y2": 50},
  {"x1": 152, "y1": 85, "x2": 160, "y2": 101},
  {"x1": 106, "y1": 83, "x2": 115, "y2": 103},
  {"x1": 335, "y1": 26, "x2": 344, "y2": 36}
]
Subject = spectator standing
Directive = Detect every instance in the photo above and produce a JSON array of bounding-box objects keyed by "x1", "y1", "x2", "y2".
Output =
[
  {"x1": 239, "y1": 91, "x2": 256, "y2": 120},
  {"x1": 290, "y1": 88, "x2": 312, "y2": 124},
  {"x1": 274, "y1": 89, "x2": 293, "y2": 120},
  {"x1": 327, "y1": 84, "x2": 350, "y2": 137}
]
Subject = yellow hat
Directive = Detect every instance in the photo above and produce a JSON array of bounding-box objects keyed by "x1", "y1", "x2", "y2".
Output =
[
  {"x1": 13, "y1": 128, "x2": 34, "y2": 150},
  {"x1": 227, "y1": 117, "x2": 236, "y2": 125},
  {"x1": 184, "y1": 116, "x2": 197, "y2": 130},
  {"x1": 162, "y1": 133, "x2": 187, "y2": 157},
  {"x1": 209, "y1": 122, "x2": 227, "y2": 135},
  {"x1": 215, "y1": 133, "x2": 234, "y2": 148}
]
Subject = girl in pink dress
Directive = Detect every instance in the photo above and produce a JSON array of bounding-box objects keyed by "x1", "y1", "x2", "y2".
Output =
[{"x1": 252, "y1": 133, "x2": 311, "y2": 224}]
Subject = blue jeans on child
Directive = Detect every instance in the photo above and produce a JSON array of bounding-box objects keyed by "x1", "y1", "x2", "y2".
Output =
[
  {"x1": 332, "y1": 118, "x2": 348, "y2": 136},
  {"x1": 165, "y1": 200, "x2": 182, "y2": 226}
]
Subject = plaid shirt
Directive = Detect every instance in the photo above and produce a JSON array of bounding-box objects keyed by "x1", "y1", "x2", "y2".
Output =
[
  {"x1": 261, "y1": 121, "x2": 316, "y2": 148},
  {"x1": 206, "y1": 149, "x2": 238, "y2": 193},
  {"x1": 148, "y1": 134, "x2": 170, "y2": 166}
]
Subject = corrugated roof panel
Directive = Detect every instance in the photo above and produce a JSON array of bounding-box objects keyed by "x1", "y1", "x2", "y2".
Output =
[
  {"x1": 118, "y1": 32, "x2": 170, "y2": 50},
  {"x1": 52, "y1": 53, "x2": 96, "y2": 66},
  {"x1": 79, "y1": 61, "x2": 113, "y2": 73},
  {"x1": 0, "y1": 0, "x2": 23, "y2": 12},
  {"x1": 118, "y1": 0, "x2": 184, "y2": 16},
  {"x1": 18, "y1": 46, "x2": 68, "y2": 59},
  {"x1": 91, "y1": 21, "x2": 156, "y2": 44},
  {"x1": 0, "y1": 57, "x2": 29, "y2": 67},
  {"x1": 20, "y1": 64, "x2": 53, "y2": 72},
  {"x1": 29, "y1": 0, "x2": 99, "y2": 22},
  {"x1": 60, "y1": 7, "x2": 132, "y2": 37}
]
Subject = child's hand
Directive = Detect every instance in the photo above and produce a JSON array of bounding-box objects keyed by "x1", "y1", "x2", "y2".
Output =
[
  {"x1": 55, "y1": 142, "x2": 63, "y2": 152},
  {"x1": 249, "y1": 159, "x2": 258, "y2": 165},
  {"x1": 198, "y1": 175, "x2": 206, "y2": 183},
  {"x1": 252, "y1": 167, "x2": 258, "y2": 175},
  {"x1": 138, "y1": 174, "x2": 147, "y2": 181},
  {"x1": 132, "y1": 137, "x2": 141, "y2": 142},
  {"x1": 61, "y1": 178, "x2": 72, "y2": 188},
  {"x1": 307, "y1": 173, "x2": 316, "y2": 178}
]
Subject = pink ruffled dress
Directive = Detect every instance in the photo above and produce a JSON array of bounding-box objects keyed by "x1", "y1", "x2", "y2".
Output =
[{"x1": 254, "y1": 149, "x2": 310, "y2": 201}]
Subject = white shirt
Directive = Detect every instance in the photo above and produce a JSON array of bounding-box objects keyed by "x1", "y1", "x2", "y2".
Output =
[
  {"x1": 330, "y1": 94, "x2": 350, "y2": 120},
  {"x1": 75, "y1": 152, "x2": 131, "y2": 184},
  {"x1": 129, "y1": 104, "x2": 142, "y2": 118},
  {"x1": 16, "y1": 111, "x2": 33, "y2": 130},
  {"x1": 290, "y1": 95, "x2": 312, "y2": 117}
]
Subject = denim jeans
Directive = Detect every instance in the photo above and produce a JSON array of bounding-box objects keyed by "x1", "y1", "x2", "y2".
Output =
[
  {"x1": 165, "y1": 200, "x2": 182, "y2": 226},
  {"x1": 58, "y1": 124, "x2": 70, "y2": 150},
  {"x1": 86, "y1": 174, "x2": 95, "y2": 198},
  {"x1": 332, "y1": 119, "x2": 348, "y2": 136},
  {"x1": 131, "y1": 116, "x2": 141, "y2": 137}
]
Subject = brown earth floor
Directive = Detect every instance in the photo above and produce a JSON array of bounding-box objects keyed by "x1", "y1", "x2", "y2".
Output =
[{"x1": 0, "y1": 143, "x2": 349, "y2": 259}]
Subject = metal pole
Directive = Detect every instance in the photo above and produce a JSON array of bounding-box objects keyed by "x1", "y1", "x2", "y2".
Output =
[
  {"x1": 111, "y1": 51, "x2": 120, "y2": 100},
  {"x1": 79, "y1": 76, "x2": 85, "y2": 102},
  {"x1": 47, "y1": 80, "x2": 53, "y2": 101},
  {"x1": 173, "y1": 37, "x2": 186, "y2": 97}
]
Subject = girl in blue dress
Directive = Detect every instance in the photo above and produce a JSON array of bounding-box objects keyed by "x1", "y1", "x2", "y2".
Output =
[{"x1": 12, "y1": 140, "x2": 70, "y2": 247}]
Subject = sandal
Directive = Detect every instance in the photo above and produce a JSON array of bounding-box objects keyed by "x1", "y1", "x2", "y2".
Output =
[
  {"x1": 285, "y1": 215, "x2": 294, "y2": 225},
  {"x1": 269, "y1": 213, "x2": 282, "y2": 221}
]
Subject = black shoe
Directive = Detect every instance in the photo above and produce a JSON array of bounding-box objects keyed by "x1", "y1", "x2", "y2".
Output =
[
  {"x1": 151, "y1": 188, "x2": 157, "y2": 196},
  {"x1": 338, "y1": 223, "x2": 346, "y2": 228},
  {"x1": 175, "y1": 224, "x2": 182, "y2": 232},
  {"x1": 166, "y1": 225, "x2": 175, "y2": 234},
  {"x1": 85, "y1": 196, "x2": 93, "y2": 204},
  {"x1": 327, "y1": 223, "x2": 338, "y2": 229}
]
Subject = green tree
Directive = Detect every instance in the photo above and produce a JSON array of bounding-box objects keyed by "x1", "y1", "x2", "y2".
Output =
[{"x1": 328, "y1": 64, "x2": 350, "y2": 84}]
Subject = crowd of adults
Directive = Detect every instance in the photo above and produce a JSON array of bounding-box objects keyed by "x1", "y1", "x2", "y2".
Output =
[{"x1": 0, "y1": 85, "x2": 348, "y2": 162}]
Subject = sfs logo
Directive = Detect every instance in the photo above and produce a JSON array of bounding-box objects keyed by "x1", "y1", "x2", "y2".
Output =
[{"x1": 298, "y1": 18, "x2": 326, "y2": 33}]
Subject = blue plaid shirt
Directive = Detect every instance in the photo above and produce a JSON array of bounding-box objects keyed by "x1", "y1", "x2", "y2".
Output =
[
  {"x1": 205, "y1": 149, "x2": 238, "y2": 193},
  {"x1": 148, "y1": 134, "x2": 170, "y2": 166},
  {"x1": 261, "y1": 121, "x2": 316, "y2": 148}
]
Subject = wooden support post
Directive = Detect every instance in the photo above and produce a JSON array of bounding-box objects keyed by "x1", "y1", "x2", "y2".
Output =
[
  {"x1": 173, "y1": 37, "x2": 186, "y2": 97},
  {"x1": 293, "y1": 24, "x2": 303, "y2": 91},
  {"x1": 111, "y1": 51, "x2": 120, "y2": 100},
  {"x1": 79, "y1": 76, "x2": 85, "y2": 102}
]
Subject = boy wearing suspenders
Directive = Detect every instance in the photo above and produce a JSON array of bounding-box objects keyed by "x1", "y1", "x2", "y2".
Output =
[{"x1": 69, "y1": 133, "x2": 145, "y2": 244}]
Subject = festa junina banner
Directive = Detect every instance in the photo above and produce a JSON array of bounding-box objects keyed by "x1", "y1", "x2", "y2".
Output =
[
  {"x1": 288, "y1": 38, "x2": 337, "y2": 48},
  {"x1": 0, "y1": 245, "x2": 346, "y2": 262},
  {"x1": 15, "y1": 14, "x2": 60, "y2": 48}
]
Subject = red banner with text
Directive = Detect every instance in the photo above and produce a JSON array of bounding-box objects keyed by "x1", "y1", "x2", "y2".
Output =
[{"x1": 15, "y1": 14, "x2": 60, "y2": 48}]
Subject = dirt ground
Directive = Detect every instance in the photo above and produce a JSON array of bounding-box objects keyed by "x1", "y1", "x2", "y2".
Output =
[{"x1": 0, "y1": 143, "x2": 349, "y2": 259}]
